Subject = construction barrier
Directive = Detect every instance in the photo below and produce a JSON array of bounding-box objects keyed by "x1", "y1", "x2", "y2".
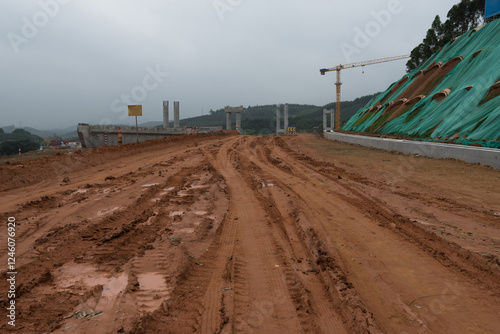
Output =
[
  {"x1": 184, "y1": 126, "x2": 199, "y2": 135},
  {"x1": 285, "y1": 127, "x2": 297, "y2": 136}
]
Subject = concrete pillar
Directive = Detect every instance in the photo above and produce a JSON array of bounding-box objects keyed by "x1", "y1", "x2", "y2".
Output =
[
  {"x1": 226, "y1": 110, "x2": 232, "y2": 130},
  {"x1": 323, "y1": 109, "x2": 334, "y2": 131},
  {"x1": 163, "y1": 101, "x2": 169, "y2": 129},
  {"x1": 284, "y1": 103, "x2": 289, "y2": 131},
  {"x1": 276, "y1": 104, "x2": 281, "y2": 136},
  {"x1": 235, "y1": 111, "x2": 242, "y2": 131},
  {"x1": 174, "y1": 101, "x2": 180, "y2": 128},
  {"x1": 224, "y1": 106, "x2": 243, "y2": 131}
]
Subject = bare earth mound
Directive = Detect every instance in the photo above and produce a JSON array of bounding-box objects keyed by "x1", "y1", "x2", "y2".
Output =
[{"x1": 0, "y1": 133, "x2": 499, "y2": 333}]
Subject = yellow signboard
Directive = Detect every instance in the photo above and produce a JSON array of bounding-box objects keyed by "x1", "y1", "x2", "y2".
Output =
[{"x1": 128, "y1": 105, "x2": 143, "y2": 116}]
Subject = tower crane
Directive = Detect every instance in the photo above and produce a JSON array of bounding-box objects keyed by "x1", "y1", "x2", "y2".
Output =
[{"x1": 320, "y1": 54, "x2": 410, "y2": 130}]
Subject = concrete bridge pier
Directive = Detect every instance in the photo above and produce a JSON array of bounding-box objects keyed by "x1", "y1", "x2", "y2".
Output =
[
  {"x1": 235, "y1": 111, "x2": 242, "y2": 131},
  {"x1": 174, "y1": 101, "x2": 180, "y2": 128},
  {"x1": 163, "y1": 101, "x2": 169, "y2": 129},
  {"x1": 224, "y1": 106, "x2": 243, "y2": 131},
  {"x1": 323, "y1": 109, "x2": 334, "y2": 131},
  {"x1": 276, "y1": 104, "x2": 281, "y2": 136},
  {"x1": 276, "y1": 104, "x2": 289, "y2": 135},
  {"x1": 284, "y1": 103, "x2": 289, "y2": 130},
  {"x1": 226, "y1": 110, "x2": 232, "y2": 130}
]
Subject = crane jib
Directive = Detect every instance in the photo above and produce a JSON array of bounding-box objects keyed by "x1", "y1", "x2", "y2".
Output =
[{"x1": 319, "y1": 54, "x2": 409, "y2": 129}]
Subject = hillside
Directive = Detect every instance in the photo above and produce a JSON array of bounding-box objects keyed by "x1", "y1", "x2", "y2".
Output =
[
  {"x1": 1, "y1": 125, "x2": 78, "y2": 139},
  {"x1": 344, "y1": 18, "x2": 500, "y2": 148},
  {"x1": 169, "y1": 94, "x2": 377, "y2": 134},
  {"x1": 1, "y1": 94, "x2": 377, "y2": 139},
  {"x1": 0, "y1": 128, "x2": 43, "y2": 156}
]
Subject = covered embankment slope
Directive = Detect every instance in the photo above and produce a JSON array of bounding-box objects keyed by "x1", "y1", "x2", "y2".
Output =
[{"x1": 344, "y1": 19, "x2": 500, "y2": 148}]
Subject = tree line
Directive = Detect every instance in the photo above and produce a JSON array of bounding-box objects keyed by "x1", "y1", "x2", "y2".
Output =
[
  {"x1": 0, "y1": 128, "x2": 42, "y2": 156},
  {"x1": 406, "y1": 0, "x2": 486, "y2": 72}
]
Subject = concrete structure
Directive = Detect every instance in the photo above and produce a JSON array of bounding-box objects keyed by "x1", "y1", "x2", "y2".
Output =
[
  {"x1": 224, "y1": 106, "x2": 243, "y2": 131},
  {"x1": 236, "y1": 111, "x2": 242, "y2": 132},
  {"x1": 276, "y1": 104, "x2": 289, "y2": 135},
  {"x1": 284, "y1": 104, "x2": 289, "y2": 131},
  {"x1": 276, "y1": 104, "x2": 281, "y2": 136},
  {"x1": 324, "y1": 131, "x2": 500, "y2": 169},
  {"x1": 78, "y1": 123, "x2": 222, "y2": 148},
  {"x1": 323, "y1": 109, "x2": 334, "y2": 131},
  {"x1": 226, "y1": 111, "x2": 231, "y2": 130},
  {"x1": 163, "y1": 101, "x2": 169, "y2": 129},
  {"x1": 174, "y1": 101, "x2": 180, "y2": 128}
]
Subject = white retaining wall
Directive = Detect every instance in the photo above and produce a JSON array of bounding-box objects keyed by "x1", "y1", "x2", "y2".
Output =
[{"x1": 324, "y1": 131, "x2": 500, "y2": 169}]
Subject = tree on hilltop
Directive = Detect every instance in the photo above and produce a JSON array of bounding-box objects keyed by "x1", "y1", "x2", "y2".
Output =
[{"x1": 407, "y1": 0, "x2": 485, "y2": 72}]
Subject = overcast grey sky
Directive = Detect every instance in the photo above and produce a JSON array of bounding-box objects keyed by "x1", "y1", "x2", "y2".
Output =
[{"x1": 1, "y1": 0, "x2": 460, "y2": 129}]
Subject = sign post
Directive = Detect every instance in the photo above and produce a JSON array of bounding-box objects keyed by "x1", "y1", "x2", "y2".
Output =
[{"x1": 128, "y1": 105, "x2": 142, "y2": 143}]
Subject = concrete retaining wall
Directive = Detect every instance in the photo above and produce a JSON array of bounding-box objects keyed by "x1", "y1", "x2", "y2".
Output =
[
  {"x1": 78, "y1": 124, "x2": 222, "y2": 148},
  {"x1": 324, "y1": 131, "x2": 500, "y2": 169}
]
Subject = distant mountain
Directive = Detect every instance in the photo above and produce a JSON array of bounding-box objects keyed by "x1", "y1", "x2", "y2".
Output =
[
  {"x1": 1, "y1": 126, "x2": 15, "y2": 133},
  {"x1": 1, "y1": 125, "x2": 78, "y2": 139},
  {"x1": 59, "y1": 130, "x2": 79, "y2": 139},
  {"x1": 171, "y1": 94, "x2": 379, "y2": 134},
  {"x1": 2, "y1": 93, "x2": 379, "y2": 139},
  {"x1": 140, "y1": 121, "x2": 163, "y2": 127}
]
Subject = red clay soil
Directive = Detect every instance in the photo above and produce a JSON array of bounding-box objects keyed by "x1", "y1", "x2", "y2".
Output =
[{"x1": 0, "y1": 133, "x2": 498, "y2": 333}]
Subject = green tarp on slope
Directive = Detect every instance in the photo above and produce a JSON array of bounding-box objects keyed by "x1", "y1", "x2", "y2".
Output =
[{"x1": 343, "y1": 19, "x2": 500, "y2": 148}]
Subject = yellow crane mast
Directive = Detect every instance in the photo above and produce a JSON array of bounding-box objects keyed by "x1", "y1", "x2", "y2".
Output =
[{"x1": 320, "y1": 54, "x2": 410, "y2": 130}]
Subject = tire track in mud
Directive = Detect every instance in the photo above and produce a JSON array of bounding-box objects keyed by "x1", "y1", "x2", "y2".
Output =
[
  {"x1": 128, "y1": 165, "x2": 228, "y2": 317},
  {"x1": 133, "y1": 184, "x2": 235, "y2": 333},
  {"x1": 65, "y1": 161, "x2": 232, "y2": 334},
  {"x1": 283, "y1": 136, "x2": 499, "y2": 245},
  {"x1": 0, "y1": 133, "x2": 228, "y2": 193},
  {"x1": 237, "y1": 137, "x2": 378, "y2": 333},
  {"x1": 0, "y1": 151, "x2": 189, "y2": 275},
  {"x1": 273, "y1": 136, "x2": 500, "y2": 287},
  {"x1": 2, "y1": 133, "x2": 498, "y2": 333},
  {"x1": 248, "y1": 136, "x2": 500, "y2": 333},
  {"x1": 0, "y1": 150, "x2": 214, "y2": 333},
  {"x1": 212, "y1": 139, "x2": 314, "y2": 333},
  {"x1": 0, "y1": 152, "x2": 188, "y2": 275},
  {"x1": 136, "y1": 137, "x2": 346, "y2": 334},
  {"x1": 128, "y1": 138, "x2": 238, "y2": 333},
  {"x1": 212, "y1": 138, "x2": 346, "y2": 333},
  {"x1": 239, "y1": 162, "x2": 351, "y2": 331}
]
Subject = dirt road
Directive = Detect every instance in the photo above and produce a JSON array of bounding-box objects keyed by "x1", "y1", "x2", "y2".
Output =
[{"x1": 0, "y1": 133, "x2": 499, "y2": 333}]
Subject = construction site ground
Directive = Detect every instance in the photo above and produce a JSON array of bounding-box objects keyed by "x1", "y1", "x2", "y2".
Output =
[{"x1": 0, "y1": 132, "x2": 499, "y2": 334}]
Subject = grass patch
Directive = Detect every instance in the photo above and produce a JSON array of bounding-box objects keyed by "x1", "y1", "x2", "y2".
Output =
[{"x1": 403, "y1": 107, "x2": 423, "y2": 124}]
